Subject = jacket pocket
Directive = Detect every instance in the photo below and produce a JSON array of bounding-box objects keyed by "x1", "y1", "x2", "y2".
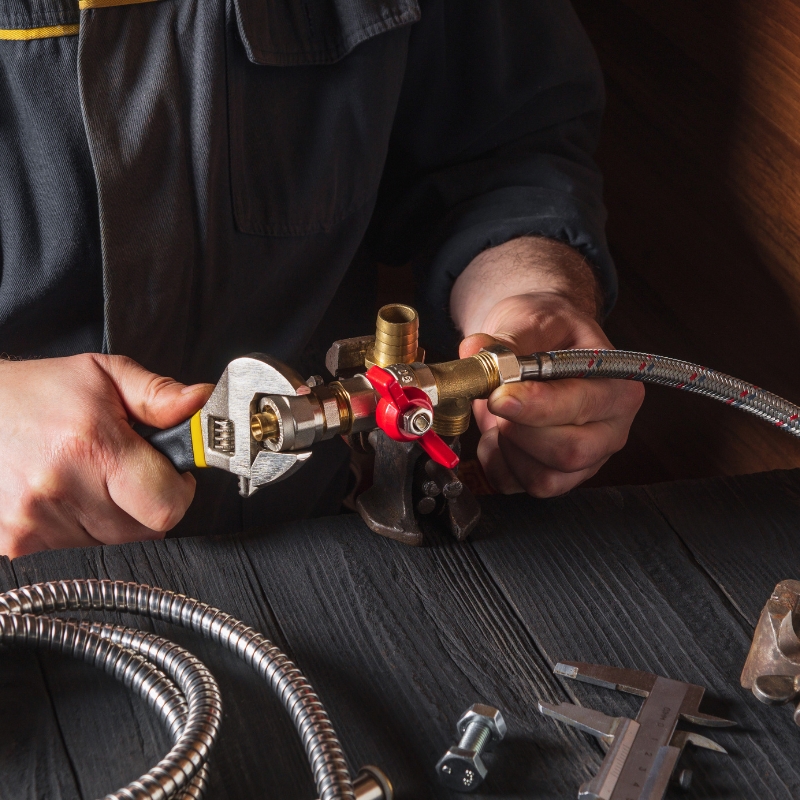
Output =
[{"x1": 227, "y1": 0, "x2": 420, "y2": 237}]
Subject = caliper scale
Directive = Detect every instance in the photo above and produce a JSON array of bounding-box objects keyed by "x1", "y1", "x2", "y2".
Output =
[{"x1": 539, "y1": 662, "x2": 735, "y2": 800}]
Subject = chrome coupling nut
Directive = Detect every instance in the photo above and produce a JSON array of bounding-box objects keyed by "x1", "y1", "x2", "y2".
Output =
[
  {"x1": 353, "y1": 765, "x2": 394, "y2": 800},
  {"x1": 480, "y1": 344, "x2": 522, "y2": 384},
  {"x1": 436, "y1": 703, "x2": 506, "y2": 792}
]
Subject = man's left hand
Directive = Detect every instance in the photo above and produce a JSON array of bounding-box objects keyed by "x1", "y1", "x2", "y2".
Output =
[{"x1": 459, "y1": 292, "x2": 644, "y2": 496}]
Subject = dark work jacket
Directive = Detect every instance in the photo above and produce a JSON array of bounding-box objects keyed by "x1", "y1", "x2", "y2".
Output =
[{"x1": 0, "y1": 0, "x2": 615, "y2": 533}]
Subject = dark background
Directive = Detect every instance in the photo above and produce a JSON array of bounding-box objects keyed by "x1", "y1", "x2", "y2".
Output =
[
  {"x1": 576, "y1": 0, "x2": 800, "y2": 485},
  {"x1": 380, "y1": 0, "x2": 800, "y2": 487}
]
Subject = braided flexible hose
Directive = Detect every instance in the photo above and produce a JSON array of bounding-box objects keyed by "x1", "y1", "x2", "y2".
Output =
[
  {"x1": 0, "y1": 579, "x2": 355, "y2": 800},
  {"x1": 520, "y1": 350, "x2": 800, "y2": 436}
]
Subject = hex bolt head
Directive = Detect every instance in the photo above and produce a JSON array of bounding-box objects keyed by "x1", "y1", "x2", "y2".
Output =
[
  {"x1": 457, "y1": 703, "x2": 508, "y2": 741},
  {"x1": 436, "y1": 747, "x2": 488, "y2": 791},
  {"x1": 436, "y1": 704, "x2": 506, "y2": 792},
  {"x1": 417, "y1": 496, "x2": 437, "y2": 515}
]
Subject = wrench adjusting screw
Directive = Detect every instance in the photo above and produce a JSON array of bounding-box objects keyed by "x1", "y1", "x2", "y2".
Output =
[{"x1": 436, "y1": 703, "x2": 506, "y2": 792}]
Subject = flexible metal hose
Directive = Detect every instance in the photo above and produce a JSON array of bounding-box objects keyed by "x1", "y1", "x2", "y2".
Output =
[
  {"x1": 0, "y1": 579, "x2": 355, "y2": 800},
  {"x1": 519, "y1": 350, "x2": 800, "y2": 436}
]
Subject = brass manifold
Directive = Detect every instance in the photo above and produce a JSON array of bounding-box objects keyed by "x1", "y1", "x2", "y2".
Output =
[{"x1": 251, "y1": 304, "x2": 521, "y2": 451}]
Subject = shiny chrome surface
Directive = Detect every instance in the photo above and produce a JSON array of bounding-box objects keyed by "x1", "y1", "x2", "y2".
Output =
[
  {"x1": 479, "y1": 344, "x2": 521, "y2": 384},
  {"x1": 201, "y1": 354, "x2": 311, "y2": 493},
  {"x1": 400, "y1": 406, "x2": 433, "y2": 436},
  {"x1": 436, "y1": 704, "x2": 506, "y2": 792},
  {"x1": 0, "y1": 579, "x2": 356, "y2": 800}
]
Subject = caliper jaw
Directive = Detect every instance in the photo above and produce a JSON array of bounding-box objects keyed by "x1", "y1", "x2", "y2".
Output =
[{"x1": 199, "y1": 354, "x2": 312, "y2": 497}]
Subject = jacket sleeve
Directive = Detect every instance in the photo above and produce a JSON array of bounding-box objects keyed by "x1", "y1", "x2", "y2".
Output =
[{"x1": 367, "y1": 0, "x2": 615, "y2": 355}]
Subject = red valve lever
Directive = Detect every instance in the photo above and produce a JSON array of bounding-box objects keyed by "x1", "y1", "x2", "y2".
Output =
[{"x1": 365, "y1": 366, "x2": 459, "y2": 469}]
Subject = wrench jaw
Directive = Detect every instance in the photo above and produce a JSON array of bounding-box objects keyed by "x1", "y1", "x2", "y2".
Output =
[{"x1": 199, "y1": 354, "x2": 313, "y2": 496}]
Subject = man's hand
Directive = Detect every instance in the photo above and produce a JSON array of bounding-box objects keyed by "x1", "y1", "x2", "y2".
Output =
[
  {"x1": 451, "y1": 237, "x2": 644, "y2": 496},
  {"x1": 0, "y1": 354, "x2": 213, "y2": 558}
]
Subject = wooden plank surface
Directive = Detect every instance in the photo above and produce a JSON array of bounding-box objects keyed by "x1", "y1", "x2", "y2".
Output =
[{"x1": 1, "y1": 470, "x2": 799, "y2": 798}]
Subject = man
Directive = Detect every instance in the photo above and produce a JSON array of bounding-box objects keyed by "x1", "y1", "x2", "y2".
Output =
[{"x1": 0, "y1": 0, "x2": 643, "y2": 556}]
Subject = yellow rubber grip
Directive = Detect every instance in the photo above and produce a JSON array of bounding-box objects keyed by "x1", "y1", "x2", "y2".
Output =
[{"x1": 190, "y1": 411, "x2": 207, "y2": 468}]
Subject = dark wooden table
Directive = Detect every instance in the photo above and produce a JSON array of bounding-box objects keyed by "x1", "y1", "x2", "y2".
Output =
[{"x1": 2, "y1": 469, "x2": 800, "y2": 799}]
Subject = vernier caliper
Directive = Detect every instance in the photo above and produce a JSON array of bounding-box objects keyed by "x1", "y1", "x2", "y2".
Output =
[{"x1": 538, "y1": 662, "x2": 735, "y2": 800}]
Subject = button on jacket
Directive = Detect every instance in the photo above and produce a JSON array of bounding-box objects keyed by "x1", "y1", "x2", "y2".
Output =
[{"x1": 0, "y1": 0, "x2": 616, "y2": 530}]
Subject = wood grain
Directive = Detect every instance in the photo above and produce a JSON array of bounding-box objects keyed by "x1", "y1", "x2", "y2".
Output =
[
  {"x1": 645, "y1": 468, "x2": 800, "y2": 626},
  {"x1": 2, "y1": 471, "x2": 800, "y2": 798}
]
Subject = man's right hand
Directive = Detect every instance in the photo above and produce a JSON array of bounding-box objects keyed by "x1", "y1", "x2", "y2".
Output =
[{"x1": 0, "y1": 354, "x2": 213, "y2": 558}]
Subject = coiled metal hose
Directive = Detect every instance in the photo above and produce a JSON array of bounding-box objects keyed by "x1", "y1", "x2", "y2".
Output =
[
  {"x1": 520, "y1": 350, "x2": 800, "y2": 436},
  {"x1": 0, "y1": 579, "x2": 355, "y2": 800}
]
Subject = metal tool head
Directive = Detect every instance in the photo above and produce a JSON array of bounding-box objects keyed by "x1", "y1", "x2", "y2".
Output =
[
  {"x1": 436, "y1": 746, "x2": 487, "y2": 791},
  {"x1": 457, "y1": 704, "x2": 507, "y2": 741},
  {"x1": 556, "y1": 661, "x2": 735, "y2": 727},
  {"x1": 537, "y1": 700, "x2": 621, "y2": 744},
  {"x1": 200, "y1": 354, "x2": 312, "y2": 495}
]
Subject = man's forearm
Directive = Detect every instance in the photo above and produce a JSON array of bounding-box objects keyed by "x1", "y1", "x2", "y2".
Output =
[{"x1": 450, "y1": 237, "x2": 604, "y2": 336}]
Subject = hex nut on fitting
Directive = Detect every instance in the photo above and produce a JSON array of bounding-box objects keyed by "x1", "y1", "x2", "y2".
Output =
[
  {"x1": 401, "y1": 406, "x2": 433, "y2": 437},
  {"x1": 436, "y1": 704, "x2": 506, "y2": 792},
  {"x1": 480, "y1": 344, "x2": 522, "y2": 384}
]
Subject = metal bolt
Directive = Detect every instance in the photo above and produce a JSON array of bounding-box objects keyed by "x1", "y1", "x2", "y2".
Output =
[
  {"x1": 436, "y1": 704, "x2": 506, "y2": 792},
  {"x1": 417, "y1": 496, "x2": 437, "y2": 515},
  {"x1": 422, "y1": 480, "x2": 441, "y2": 497}
]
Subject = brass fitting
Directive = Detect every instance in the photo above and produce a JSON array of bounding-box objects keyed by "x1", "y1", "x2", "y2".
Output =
[
  {"x1": 251, "y1": 408, "x2": 279, "y2": 443},
  {"x1": 427, "y1": 346, "x2": 521, "y2": 403},
  {"x1": 432, "y1": 397, "x2": 472, "y2": 436},
  {"x1": 365, "y1": 304, "x2": 423, "y2": 368},
  {"x1": 428, "y1": 352, "x2": 501, "y2": 401}
]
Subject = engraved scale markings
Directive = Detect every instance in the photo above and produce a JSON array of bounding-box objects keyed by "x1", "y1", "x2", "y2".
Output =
[
  {"x1": 540, "y1": 662, "x2": 733, "y2": 800},
  {"x1": 609, "y1": 677, "x2": 688, "y2": 800}
]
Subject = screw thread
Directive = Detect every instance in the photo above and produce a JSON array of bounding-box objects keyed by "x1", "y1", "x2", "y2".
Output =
[{"x1": 458, "y1": 721, "x2": 491, "y2": 754}]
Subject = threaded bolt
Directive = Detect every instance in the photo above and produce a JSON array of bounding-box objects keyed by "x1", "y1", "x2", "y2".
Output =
[{"x1": 435, "y1": 704, "x2": 506, "y2": 792}]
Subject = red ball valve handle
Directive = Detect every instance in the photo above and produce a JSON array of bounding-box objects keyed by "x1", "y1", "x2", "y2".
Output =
[{"x1": 365, "y1": 366, "x2": 459, "y2": 469}]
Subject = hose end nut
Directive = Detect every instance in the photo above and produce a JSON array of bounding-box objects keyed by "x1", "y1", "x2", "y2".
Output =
[
  {"x1": 354, "y1": 765, "x2": 394, "y2": 800},
  {"x1": 480, "y1": 345, "x2": 522, "y2": 385}
]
